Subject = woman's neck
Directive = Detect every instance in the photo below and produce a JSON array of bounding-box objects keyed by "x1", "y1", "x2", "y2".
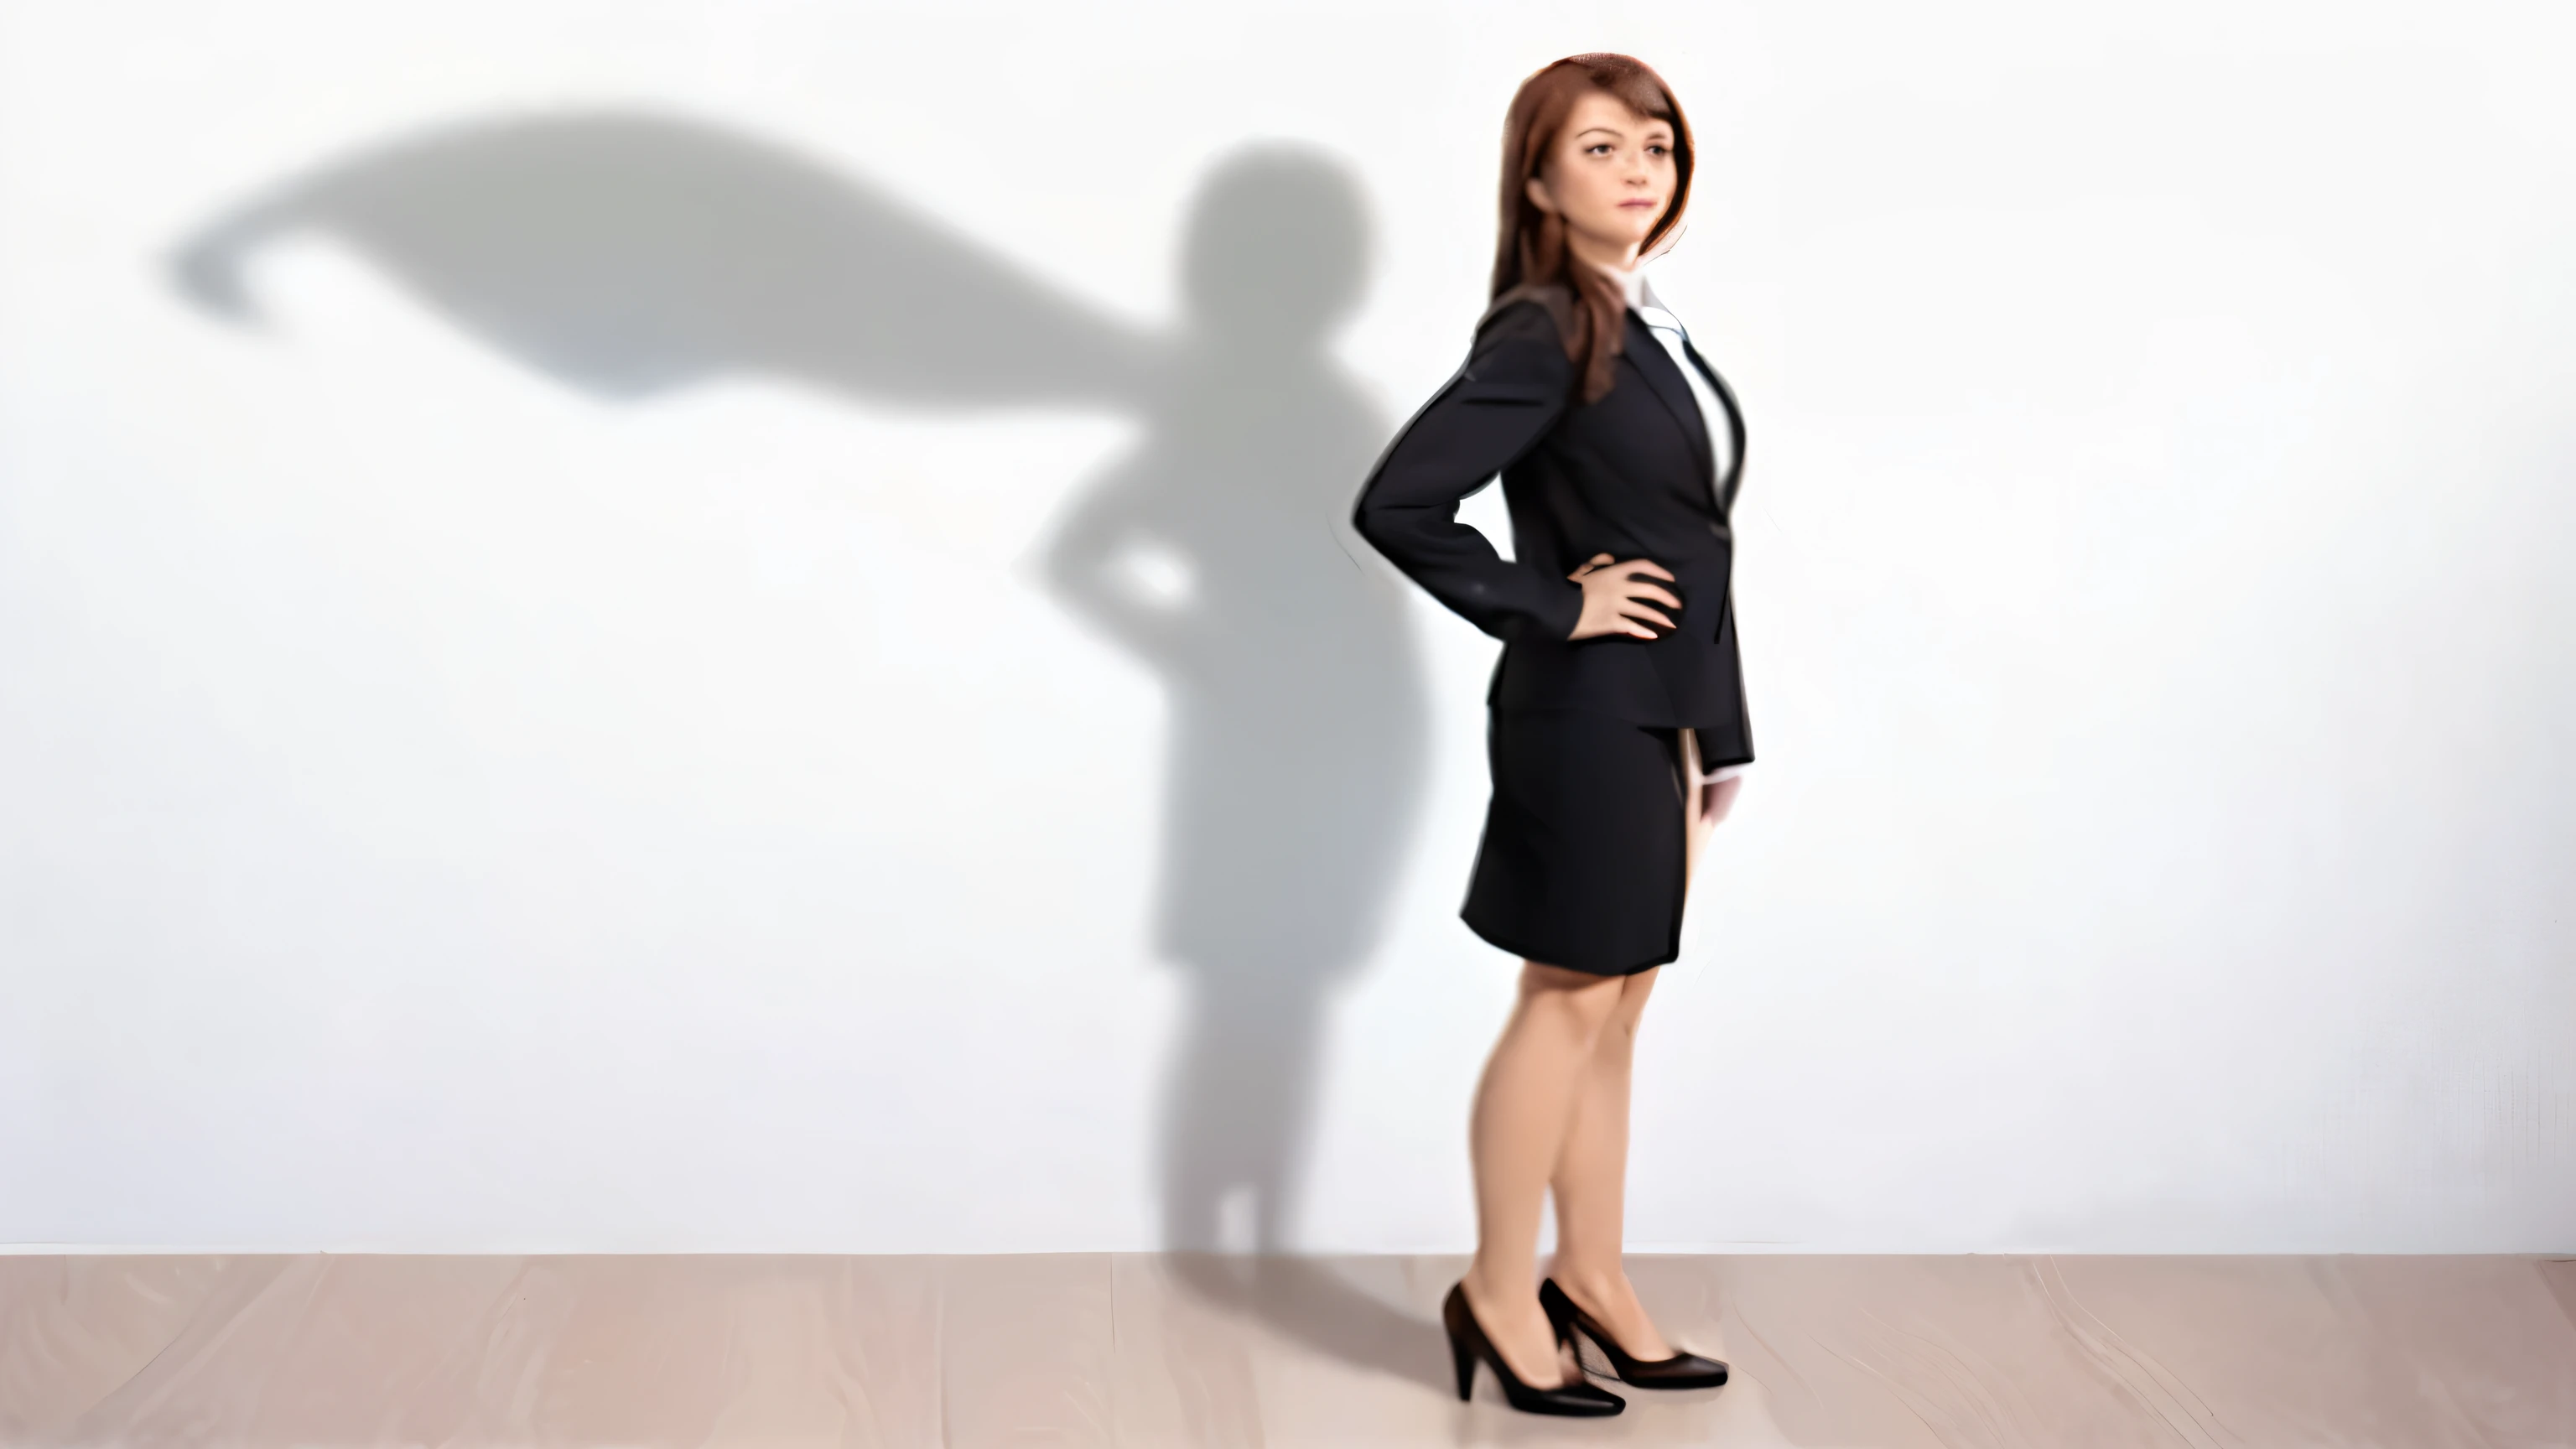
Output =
[{"x1": 1565, "y1": 230, "x2": 1642, "y2": 281}]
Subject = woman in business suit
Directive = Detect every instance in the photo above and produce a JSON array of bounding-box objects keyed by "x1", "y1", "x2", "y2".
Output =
[{"x1": 1353, "y1": 54, "x2": 1748, "y2": 1417}]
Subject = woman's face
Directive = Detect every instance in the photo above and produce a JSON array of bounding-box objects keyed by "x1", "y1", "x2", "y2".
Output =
[{"x1": 1526, "y1": 89, "x2": 1675, "y2": 263}]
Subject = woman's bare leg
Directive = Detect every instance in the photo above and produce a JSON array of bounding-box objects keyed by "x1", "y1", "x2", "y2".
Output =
[
  {"x1": 1545, "y1": 965, "x2": 1675, "y2": 1358},
  {"x1": 1459, "y1": 961, "x2": 1624, "y2": 1388}
]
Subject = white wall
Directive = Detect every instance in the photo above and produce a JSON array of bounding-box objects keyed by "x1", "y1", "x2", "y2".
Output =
[{"x1": 3, "y1": 1, "x2": 2571, "y2": 1254}]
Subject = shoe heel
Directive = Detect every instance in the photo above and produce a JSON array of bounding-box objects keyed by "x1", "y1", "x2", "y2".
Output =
[
  {"x1": 1449, "y1": 1327, "x2": 1478, "y2": 1401},
  {"x1": 1443, "y1": 1279, "x2": 1623, "y2": 1416}
]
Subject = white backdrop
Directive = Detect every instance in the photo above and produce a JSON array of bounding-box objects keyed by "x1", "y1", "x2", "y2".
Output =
[{"x1": 4, "y1": 1, "x2": 2572, "y2": 1254}]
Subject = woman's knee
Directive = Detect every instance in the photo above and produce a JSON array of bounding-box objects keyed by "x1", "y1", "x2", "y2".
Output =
[{"x1": 1589, "y1": 1012, "x2": 1644, "y2": 1066}]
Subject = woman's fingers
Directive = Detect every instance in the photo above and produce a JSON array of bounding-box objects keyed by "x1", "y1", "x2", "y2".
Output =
[
  {"x1": 1568, "y1": 555, "x2": 1685, "y2": 640},
  {"x1": 1613, "y1": 558, "x2": 1682, "y2": 621},
  {"x1": 1611, "y1": 560, "x2": 1680, "y2": 610}
]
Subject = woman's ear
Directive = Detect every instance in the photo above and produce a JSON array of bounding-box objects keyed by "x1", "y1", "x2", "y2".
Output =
[{"x1": 1524, "y1": 174, "x2": 1556, "y2": 216}]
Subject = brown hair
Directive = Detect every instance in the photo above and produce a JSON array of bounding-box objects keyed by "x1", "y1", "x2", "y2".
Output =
[{"x1": 1491, "y1": 54, "x2": 1695, "y2": 402}]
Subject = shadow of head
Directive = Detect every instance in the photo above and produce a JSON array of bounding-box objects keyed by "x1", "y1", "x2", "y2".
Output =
[{"x1": 1179, "y1": 146, "x2": 1368, "y2": 352}]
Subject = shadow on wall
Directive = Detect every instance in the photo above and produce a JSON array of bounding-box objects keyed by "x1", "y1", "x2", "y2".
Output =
[{"x1": 169, "y1": 112, "x2": 1451, "y2": 1394}]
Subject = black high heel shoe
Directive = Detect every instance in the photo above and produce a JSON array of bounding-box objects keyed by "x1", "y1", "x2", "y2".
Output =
[
  {"x1": 1441, "y1": 1282, "x2": 1625, "y2": 1415},
  {"x1": 1540, "y1": 1277, "x2": 1730, "y2": 1389}
]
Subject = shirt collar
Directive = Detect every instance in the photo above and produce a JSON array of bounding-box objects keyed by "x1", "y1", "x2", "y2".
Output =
[{"x1": 1603, "y1": 260, "x2": 1649, "y2": 312}]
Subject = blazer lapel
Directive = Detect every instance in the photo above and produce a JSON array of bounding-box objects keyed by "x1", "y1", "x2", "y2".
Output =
[
  {"x1": 1681, "y1": 335, "x2": 1748, "y2": 514},
  {"x1": 1620, "y1": 311, "x2": 1714, "y2": 486}
]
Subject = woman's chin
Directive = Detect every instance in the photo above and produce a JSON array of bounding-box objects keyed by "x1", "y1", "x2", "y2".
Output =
[
  {"x1": 1573, "y1": 225, "x2": 1654, "y2": 257},
  {"x1": 1587, "y1": 216, "x2": 1661, "y2": 249}
]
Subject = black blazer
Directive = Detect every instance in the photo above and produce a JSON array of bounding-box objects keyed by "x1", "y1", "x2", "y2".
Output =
[{"x1": 1353, "y1": 285, "x2": 1753, "y2": 768}]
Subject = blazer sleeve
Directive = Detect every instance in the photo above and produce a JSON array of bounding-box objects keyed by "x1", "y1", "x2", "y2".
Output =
[{"x1": 1351, "y1": 300, "x2": 1584, "y2": 646}]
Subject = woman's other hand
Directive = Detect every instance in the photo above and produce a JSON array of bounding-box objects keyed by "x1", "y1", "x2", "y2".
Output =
[
  {"x1": 1697, "y1": 772, "x2": 1742, "y2": 828},
  {"x1": 1567, "y1": 552, "x2": 1680, "y2": 640}
]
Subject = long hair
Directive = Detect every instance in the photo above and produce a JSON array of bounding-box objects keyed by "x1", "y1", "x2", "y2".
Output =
[{"x1": 1491, "y1": 54, "x2": 1694, "y2": 402}]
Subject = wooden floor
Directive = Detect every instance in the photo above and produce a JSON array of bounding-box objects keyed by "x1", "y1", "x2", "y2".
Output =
[{"x1": 6, "y1": 1253, "x2": 2573, "y2": 1446}]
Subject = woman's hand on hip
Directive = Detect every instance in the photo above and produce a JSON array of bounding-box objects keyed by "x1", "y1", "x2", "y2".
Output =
[{"x1": 1567, "y1": 553, "x2": 1680, "y2": 641}]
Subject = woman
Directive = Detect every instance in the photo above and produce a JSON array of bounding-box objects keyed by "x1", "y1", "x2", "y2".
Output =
[{"x1": 1352, "y1": 54, "x2": 1749, "y2": 1417}]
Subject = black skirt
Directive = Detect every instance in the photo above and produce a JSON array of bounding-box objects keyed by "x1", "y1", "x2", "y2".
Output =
[{"x1": 1462, "y1": 709, "x2": 1690, "y2": 976}]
